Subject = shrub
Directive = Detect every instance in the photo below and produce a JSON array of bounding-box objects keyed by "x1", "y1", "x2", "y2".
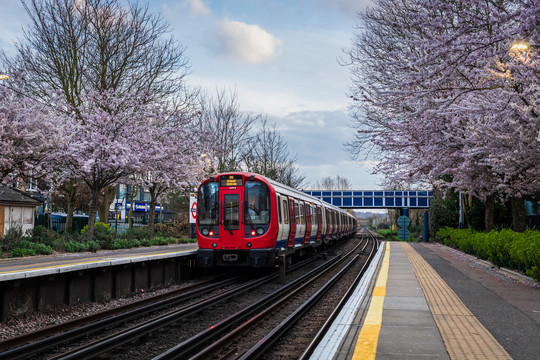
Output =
[
  {"x1": 110, "y1": 239, "x2": 132, "y2": 250},
  {"x1": 10, "y1": 248, "x2": 36, "y2": 257},
  {"x1": 64, "y1": 240, "x2": 88, "y2": 252},
  {"x1": 30, "y1": 225, "x2": 58, "y2": 246},
  {"x1": 437, "y1": 227, "x2": 540, "y2": 282},
  {"x1": 122, "y1": 226, "x2": 151, "y2": 241}
]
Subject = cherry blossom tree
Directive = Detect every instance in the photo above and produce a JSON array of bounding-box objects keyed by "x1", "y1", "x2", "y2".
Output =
[
  {"x1": 345, "y1": 0, "x2": 539, "y2": 231},
  {"x1": 0, "y1": 74, "x2": 62, "y2": 183},
  {"x1": 54, "y1": 91, "x2": 156, "y2": 240},
  {"x1": 134, "y1": 104, "x2": 213, "y2": 237}
]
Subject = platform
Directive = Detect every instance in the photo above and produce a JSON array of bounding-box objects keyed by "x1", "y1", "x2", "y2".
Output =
[
  {"x1": 0, "y1": 243, "x2": 198, "y2": 281},
  {"x1": 311, "y1": 241, "x2": 539, "y2": 360}
]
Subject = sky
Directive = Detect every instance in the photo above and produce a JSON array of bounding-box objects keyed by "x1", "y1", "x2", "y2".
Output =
[{"x1": 0, "y1": 0, "x2": 382, "y2": 189}]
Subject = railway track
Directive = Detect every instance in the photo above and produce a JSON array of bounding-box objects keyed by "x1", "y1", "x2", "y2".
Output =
[
  {"x1": 59, "y1": 230, "x2": 374, "y2": 360},
  {"x1": 0, "y1": 246, "x2": 333, "y2": 360}
]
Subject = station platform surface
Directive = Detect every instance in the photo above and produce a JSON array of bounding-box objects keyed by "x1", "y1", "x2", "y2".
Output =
[
  {"x1": 311, "y1": 241, "x2": 539, "y2": 360},
  {"x1": 0, "y1": 243, "x2": 198, "y2": 281}
]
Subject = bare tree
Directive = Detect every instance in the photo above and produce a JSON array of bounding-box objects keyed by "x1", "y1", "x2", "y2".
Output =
[
  {"x1": 313, "y1": 175, "x2": 352, "y2": 190},
  {"x1": 197, "y1": 87, "x2": 258, "y2": 173},
  {"x1": 243, "y1": 117, "x2": 306, "y2": 188}
]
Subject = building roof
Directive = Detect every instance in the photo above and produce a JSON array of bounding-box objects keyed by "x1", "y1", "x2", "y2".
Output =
[{"x1": 0, "y1": 185, "x2": 42, "y2": 206}]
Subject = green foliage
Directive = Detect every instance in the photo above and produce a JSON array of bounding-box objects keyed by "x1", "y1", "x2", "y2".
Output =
[
  {"x1": 10, "y1": 248, "x2": 36, "y2": 257},
  {"x1": 437, "y1": 227, "x2": 540, "y2": 282},
  {"x1": 9, "y1": 239, "x2": 53, "y2": 255},
  {"x1": 29, "y1": 225, "x2": 58, "y2": 246},
  {"x1": 3, "y1": 225, "x2": 24, "y2": 247},
  {"x1": 122, "y1": 226, "x2": 151, "y2": 241},
  {"x1": 428, "y1": 190, "x2": 459, "y2": 238},
  {"x1": 178, "y1": 237, "x2": 197, "y2": 243}
]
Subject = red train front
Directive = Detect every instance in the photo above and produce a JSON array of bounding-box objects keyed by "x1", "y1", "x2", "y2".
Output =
[{"x1": 196, "y1": 173, "x2": 279, "y2": 267}]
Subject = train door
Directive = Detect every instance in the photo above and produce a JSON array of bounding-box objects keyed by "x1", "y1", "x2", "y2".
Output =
[
  {"x1": 220, "y1": 187, "x2": 243, "y2": 249},
  {"x1": 304, "y1": 202, "x2": 312, "y2": 243},
  {"x1": 316, "y1": 206, "x2": 323, "y2": 241},
  {"x1": 287, "y1": 196, "x2": 296, "y2": 247}
]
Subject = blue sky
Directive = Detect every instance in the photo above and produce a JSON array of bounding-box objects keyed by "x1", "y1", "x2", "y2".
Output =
[{"x1": 0, "y1": 0, "x2": 381, "y2": 189}]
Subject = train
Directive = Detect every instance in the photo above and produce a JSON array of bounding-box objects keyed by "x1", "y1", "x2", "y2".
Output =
[{"x1": 196, "y1": 172, "x2": 358, "y2": 267}]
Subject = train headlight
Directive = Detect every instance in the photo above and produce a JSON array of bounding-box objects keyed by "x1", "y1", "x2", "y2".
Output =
[
  {"x1": 209, "y1": 230, "x2": 214, "y2": 236},
  {"x1": 251, "y1": 230, "x2": 256, "y2": 236},
  {"x1": 212, "y1": 242, "x2": 217, "y2": 248},
  {"x1": 256, "y1": 227, "x2": 264, "y2": 235},
  {"x1": 247, "y1": 242, "x2": 252, "y2": 248},
  {"x1": 201, "y1": 228, "x2": 209, "y2": 236}
]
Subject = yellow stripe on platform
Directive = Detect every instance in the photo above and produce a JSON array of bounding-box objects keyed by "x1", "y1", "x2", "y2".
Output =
[
  {"x1": 402, "y1": 243, "x2": 512, "y2": 360},
  {"x1": 352, "y1": 242, "x2": 390, "y2": 360}
]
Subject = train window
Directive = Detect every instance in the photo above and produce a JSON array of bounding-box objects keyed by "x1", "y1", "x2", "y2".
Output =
[
  {"x1": 224, "y1": 194, "x2": 239, "y2": 230},
  {"x1": 300, "y1": 203, "x2": 305, "y2": 225},
  {"x1": 282, "y1": 199, "x2": 289, "y2": 224},
  {"x1": 245, "y1": 181, "x2": 270, "y2": 225},
  {"x1": 295, "y1": 203, "x2": 300, "y2": 224},
  {"x1": 198, "y1": 182, "x2": 219, "y2": 225}
]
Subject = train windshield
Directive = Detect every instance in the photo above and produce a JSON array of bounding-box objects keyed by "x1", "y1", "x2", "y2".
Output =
[
  {"x1": 198, "y1": 182, "x2": 219, "y2": 225},
  {"x1": 245, "y1": 181, "x2": 270, "y2": 225}
]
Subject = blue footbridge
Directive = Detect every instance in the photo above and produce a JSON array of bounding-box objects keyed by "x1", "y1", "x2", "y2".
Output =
[{"x1": 303, "y1": 189, "x2": 434, "y2": 240}]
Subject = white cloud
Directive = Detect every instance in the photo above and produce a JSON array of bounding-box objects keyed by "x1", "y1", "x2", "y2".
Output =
[
  {"x1": 183, "y1": 0, "x2": 211, "y2": 17},
  {"x1": 211, "y1": 19, "x2": 282, "y2": 64}
]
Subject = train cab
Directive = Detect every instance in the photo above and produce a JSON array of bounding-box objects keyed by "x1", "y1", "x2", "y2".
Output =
[{"x1": 197, "y1": 173, "x2": 279, "y2": 267}]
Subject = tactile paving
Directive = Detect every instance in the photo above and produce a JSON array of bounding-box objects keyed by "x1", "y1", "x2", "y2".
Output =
[{"x1": 402, "y1": 242, "x2": 512, "y2": 360}]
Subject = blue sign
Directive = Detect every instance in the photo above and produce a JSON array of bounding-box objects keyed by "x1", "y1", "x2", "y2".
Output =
[
  {"x1": 125, "y1": 202, "x2": 162, "y2": 212},
  {"x1": 397, "y1": 216, "x2": 410, "y2": 228},
  {"x1": 397, "y1": 228, "x2": 410, "y2": 241}
]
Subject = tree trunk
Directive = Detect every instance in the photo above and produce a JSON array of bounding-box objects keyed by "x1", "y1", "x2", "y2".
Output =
[
  {"x1": 484, "y1": 194, "x2": 495, "y2": 232},
  {"x1": 511, "y1": 196, "x2": 526, "y2": 232},
  {"x1": 148, "y1": 186, "x2": 156, "y2": 239},
  {"x1": 86, "y1": 190, "x2": 99, "y2": 241},
  {"x1": 65, "y1": 180, "x2": 77, "y2": 232},
  {"x1": 98, "y1": 185, "x2": 116, "y2": 226}
]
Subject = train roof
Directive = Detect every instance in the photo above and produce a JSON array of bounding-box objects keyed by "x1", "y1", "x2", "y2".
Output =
[{"x1": 204, "y1": 172, "x2": 353, "y2": 217}]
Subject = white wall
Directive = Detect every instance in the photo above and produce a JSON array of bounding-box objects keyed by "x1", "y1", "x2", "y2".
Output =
[{"x1": 3, "y1": 205, "x2": 35, "y2": 236}]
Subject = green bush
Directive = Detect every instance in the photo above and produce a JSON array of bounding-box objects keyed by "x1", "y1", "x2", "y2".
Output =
[
  {"x1": 122, "y1": 226, "x2": 151, "y2": 241},
  {"x1": 110, "y1": 238, "x2": 132, "y2": 250},
  {"x1": 10, "y1": 248, "x2": 36, "y2": 257},
  {"x1": 437, "y1": 227, "x2": 540, "y2": 282},
  {"x1": 30, "y1": 225, "x2": 58, "y2": 246},
  {"x1": 64, "y1": 240, "x2": 88, "y2": 252}
]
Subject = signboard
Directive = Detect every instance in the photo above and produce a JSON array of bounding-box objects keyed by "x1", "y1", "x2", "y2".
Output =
[
  {"x1": 189, "y1": 193, "x2": 197, "y2": 224},
  {"x1": 125, "y1": 202, "x2": 162, "y2": 213},
  {"x1": 397, "y1": 215, "x2": 410, "y2": 240},
  {"x1": 397, "y1": 216, "x2": 410, "y2": 228},
  {"x1": 220, "y1": 175, "x2": 243, "y2": 187},
  {"x1": 397, "y1": 228, "x2": 410, "y2": 241}
]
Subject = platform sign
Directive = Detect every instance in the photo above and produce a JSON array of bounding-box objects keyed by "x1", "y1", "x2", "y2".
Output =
[
  {"x1": 189, "y1": 193, "x2": 197, "y2": 224},
  {"x1": 397, "y1": 216, "x2": 410, "y2": 228},
  {"x1": 397, "y1": 228, "x2": 410, "y2": 241}
]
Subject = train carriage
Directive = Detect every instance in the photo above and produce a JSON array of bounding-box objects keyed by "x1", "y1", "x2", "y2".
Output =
[{"x1": 197, "y1": 172, "x2": 357, "y2": 267}]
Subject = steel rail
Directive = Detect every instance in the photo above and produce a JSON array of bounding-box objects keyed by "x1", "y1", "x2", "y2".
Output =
[
  {"x1": 240, "y1": 234, "x2": 378, "y2": 359},
  {"x1": 0, "y1": 276, "x2": 240, "y2": 360},
  {"x1": 155, "y1": 237, "x2": 368, "y2": 360},
  {"x1": 51, "y1": 251, "x2": 330, "y2": 360}
]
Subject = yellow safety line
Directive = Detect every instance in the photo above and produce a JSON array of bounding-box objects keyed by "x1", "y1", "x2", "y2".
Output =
[
  {"x1": 0, "y1": 250, "x2": 193, "y2": 275},
  {"x1": 352, "y1": 241, "x2": 390, "y2": 360},
  {"x1": 402, "y1": 242, "x2": 512, "y2": 360}
]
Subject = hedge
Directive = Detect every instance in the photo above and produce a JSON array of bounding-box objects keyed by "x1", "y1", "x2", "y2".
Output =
[{"x1": 437, "y1": 227, "x2": 540, "y2": 282}]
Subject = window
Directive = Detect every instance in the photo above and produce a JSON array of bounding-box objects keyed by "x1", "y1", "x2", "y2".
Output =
[
  {"x1": 245, "y1": 181, "x2": 271, "y2": 225},
  {"x1": 300, "y1": 203, "x2": 305, "y2": 225},
  {"x1": 224, "y1": 194, "x2": 239, "y2": 230},
  {"x1": 295, "y1": 203, "x2": 300, "y2": 224},
  {"x1": 198, "y1": 182, "x2": 219, "y2": 225},
  {"x1": 282, "y1": 199, "x2": 289, "y2": 224}
]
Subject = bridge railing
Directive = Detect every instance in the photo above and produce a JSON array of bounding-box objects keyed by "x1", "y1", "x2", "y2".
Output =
[{"x1": 303, "y1": 190, "x2": 433, "y2": 208}]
